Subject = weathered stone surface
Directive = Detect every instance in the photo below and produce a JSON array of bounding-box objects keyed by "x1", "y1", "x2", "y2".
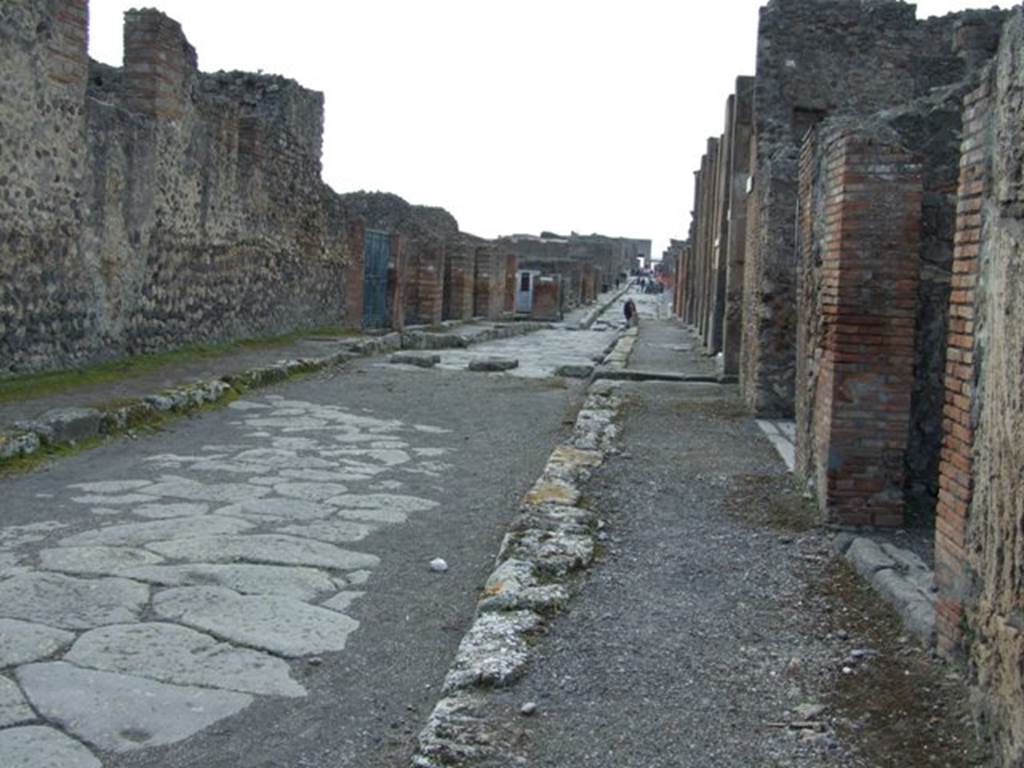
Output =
[
  {"x1": 413, "y1": 692, "x2": 501, "y2": 768},
  {"x1": 390, "y1": 352, "x2": 441, "y2": 368},
  {"x1": 276, "y1": 520, "x2": 377, "y2": 544},
  {"x1": 24, "y1": 408, "x2": 103, "y2": 446},
  {"x1": 845, "y1": 538, "x2": 896, "y2": 580},
  {"x1": 120, "y1": 563, "x2": 336, "y2": 601},
  {"x1": 0, "y1": 676, "x2": 35, "y2": 727},
  {"x1": 217, "y1": 498, "x2": 334, "y2": 521},
  {"x1": 0, "y1": 573, "x2": 149, "y2": 630},
  {"x1": 523, "y1": 479, "x2": 580, "y2": 507},
  {"x1": 272, "y1": 482, "x2": 350, "y2": 502},
  {"x1": 477, "y1": 559, "x2": 569, "y2": 614},
  {"x1": 138, "y1": 476, "x2": 271, "y2": 503},
  {"x1": 152, "y1": 587, "x2": 360, "y2": 657},
  {"x1": 130, "y1": 502, "x2": 210, "y2": 519},
  {"x1": 442, "y1": 611, "x2": 541, "y2": 694},
  {"x1": 66, "y1": 623, "x2": 306, "y2": 697},
  {"x1": 145, "y1": 534, "x2": 379, "y2": 571},
  {"x1": 498, "y1": 529, "x2": 594, "y2": 576},
  {"x1": 0, "y1": 726, "x2": 100, "y2": 768},
  {"x1": 467, "y1": 357, "x2": 519, "y2": 372},
  {"x1": 320, "y1": 591, "x2": 365, "y2": 613},
  {"x1": 871, "y1": 569, "x2": 936, "y2": 643},
  {"x1": 58, "y1": 515, "x2": 253, "y2": 548},
  {"x1": 0, "y1": 619, "x2": 75, "y2": 667},
  {"x1": 38, "y1": 546, "x2": 165, "y2": 576},
  {"x1": 17, "y1": 662, "x2": 251, "y2": 753}
]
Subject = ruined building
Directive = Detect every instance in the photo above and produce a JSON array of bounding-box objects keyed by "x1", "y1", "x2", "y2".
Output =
[
  {"x1": 672, "y1": 1, "x2": 1024, "y2": 762},
  {"x1": 1, "y1": 1, "x2": 647, "y2": 377}
]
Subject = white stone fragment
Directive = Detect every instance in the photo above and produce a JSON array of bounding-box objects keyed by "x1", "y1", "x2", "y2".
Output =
[{"x1": 430, "y1": 558, "x2": 449, "y2": 573}]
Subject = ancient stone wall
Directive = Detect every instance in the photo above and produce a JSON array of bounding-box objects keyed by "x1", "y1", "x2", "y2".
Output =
[
  {"x1": 741, "y1": 0, "x2": 972, "y2": 416},
  {"x1": 1, "y1": 3, "x2": 361, "y2": 374},
  {"x1": 935, "y1": 13, "x2": 1024, "y2": 762}
]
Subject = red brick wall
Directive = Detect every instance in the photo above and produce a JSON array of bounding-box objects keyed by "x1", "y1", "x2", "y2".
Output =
[
  {"x1": 124, "y1": 9, "x2": 197, "y2": 119},
  {"x1": 807, "y1": 130, "x2": 922, "y2": 526},
  {"x1": 935, "y1": 81, "x2": 990, "y2": 657},
  {"x1": 503, "y1": 253, "x2": 518, "y2": 317},
  {"x1": 443, "y1": 244, "x2": 474, "y2": 321},
  {"x1": 405, "y1": 239, "x2": 444, "y2": 326},
  {"x1": 531, "y1": 277, "x2": 562, "y2": 321}
]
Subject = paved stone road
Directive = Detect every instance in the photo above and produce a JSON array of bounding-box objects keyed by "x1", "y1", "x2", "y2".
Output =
[{"x1": 0, "y1": 316, "x2": 618, "y2": 767}]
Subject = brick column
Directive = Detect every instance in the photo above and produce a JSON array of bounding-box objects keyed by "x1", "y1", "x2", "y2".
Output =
[
  {"x1": 124, "y1": 9, "x2": 197, "y2": 119},
  {"x1": 935, "y1": 81, "x2": 990, "y2": 657},
  {"x1": 46, "y1": 0, "x2": 88, "y2": 89},
  {"x1": 809, "y1": 130, "x2": 922, "y2": 526}
]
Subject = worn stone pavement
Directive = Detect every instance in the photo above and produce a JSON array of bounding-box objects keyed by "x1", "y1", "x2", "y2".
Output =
[{"x1": 0, "y1": 307, "x2": 623, "y2": 767}]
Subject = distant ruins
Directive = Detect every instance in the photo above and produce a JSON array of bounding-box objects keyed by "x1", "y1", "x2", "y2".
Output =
[
  {"x1": 0, "y1": 0, "x2": 648, "y2": 376},
  {"x1": 670, "y1": 1, "x2": 1024, "y2": 762}
]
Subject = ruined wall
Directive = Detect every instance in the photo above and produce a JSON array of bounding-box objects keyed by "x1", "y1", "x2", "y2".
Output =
[
  {"x1": 935, "y1": 13, "x2": 1024, "y2": 763},
  {"x1": 1, "y1": 3, "x2": 360, "y2": 374},
  {"x1": 742, "y1": 0, "x2": 973, "y2": 416},
  {"x1": 338, "y1": 192, "x2": 460, "y2": 326}
]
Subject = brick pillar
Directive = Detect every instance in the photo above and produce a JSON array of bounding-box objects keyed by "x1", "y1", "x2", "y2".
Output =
[
  {"x1": 722, "y1": 77, "x2": 754, "y2": 376},
  {"x1": 123, "y1": 9, "x2": 197, "y2": 119},
  {"x1": 443, "y1": 243, "x2": 474, "y2": 320},
  {"x1": 808, "y1": 130, "x2": 922, "y2": 526},
  {"x1": 935, "y1": 81, "x2": 990, "y2": 657},
  {"x1": 46, "y1": 0, "x2": 88, "y2": 89}
]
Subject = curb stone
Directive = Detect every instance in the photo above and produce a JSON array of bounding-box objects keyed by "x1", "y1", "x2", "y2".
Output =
[
  {"x1": 575, "y1": 283, "x2": 632, "y2": 330},
  {"x1": 0, "y1": 323, "x2": 551, "y2": 472},
  {"x1": 412, "y1": 379, "x2": 624, "y2": 767},
  {"x1": 834, "y1": 535, "x2": 937, "y2": 645}
]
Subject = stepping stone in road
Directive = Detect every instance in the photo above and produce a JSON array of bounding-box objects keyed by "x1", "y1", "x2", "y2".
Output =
[
  {"x1": 468, "y1": 357, "x2": 519, "y2": 372},
  {"x1": 389, "y1": 352, "x2": 441, "y2": 368},
  {"x1": 555, "y1": 364, "x2": 595, "y2": 379}
]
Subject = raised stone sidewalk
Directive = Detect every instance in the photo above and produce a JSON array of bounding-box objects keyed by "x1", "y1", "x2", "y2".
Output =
[{"x1": 0, "y1": 322, "x2": 549, "y2": 469}]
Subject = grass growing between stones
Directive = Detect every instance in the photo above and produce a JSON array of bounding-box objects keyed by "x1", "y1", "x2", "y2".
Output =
[
  {"x1": 723, "y1": 473, "x2": 821, "y2": 531},
  {"x1": 814, "y1": 559, "x2": 990, "y2": 767},
  {"x1": 0, "y1": 324, "x2": 357, "y2": 404}
]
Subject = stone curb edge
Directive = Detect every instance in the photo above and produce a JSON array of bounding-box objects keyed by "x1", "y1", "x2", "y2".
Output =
[
  {"x1": 410, "y1": 375, "x2": 625, "y2": 767},
  {"x1": 0, "y1": 322, "x2": 552, "y2": 470},
  {"x1": 832, "y1": 533, "x2": 938, "y2": 646},
  {"x1": 575, "y1": 283, "x2": 633, "y2": 330}
]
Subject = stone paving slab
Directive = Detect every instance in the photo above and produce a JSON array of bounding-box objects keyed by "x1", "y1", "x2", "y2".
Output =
[
  {"x1": 17, "y1": 662, "x2": 253, "y2": 753},
  {"x1": 0, "y1": 726, "x2": 101, "y2": 768}
]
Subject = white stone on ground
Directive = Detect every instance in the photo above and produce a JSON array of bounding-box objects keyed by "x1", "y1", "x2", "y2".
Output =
[
  {"x1": 17, "y1": 662, "x2": 251, "y2": 753},
  {"x1": 0, "y1": 676, "x2": 35, "y2": 727},
  {"x1": 152, "y1": 586, "x2": 360, "y2": 656},
  {"x1": 0, "y1": 726, "x2": 101, "y2": 768},
  {"x1": 0, "y1": 619, "x2": 75, "y2": 667},
  {"x1": 120, "y1": 563, "x2": 336, "y2": 601},
  {"x1": 145, "y1": 534, "x2": 379, "y2": 570},
  {"x1": 58, "y1": 515, "x2": 252, "y2": 548},
  {"x1": 38, "y1": 546, "x2": 164, "y2": 576},
  {"x1": 66, "y1": 623, "x2": 306, "y2": 697},
  {"x1": 0, "y1": 573, "x2": 149, "y2": 630}
]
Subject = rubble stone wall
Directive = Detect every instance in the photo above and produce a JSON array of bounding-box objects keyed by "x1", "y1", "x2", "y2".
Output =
[
  {"x1": 936, "y1": 13, "x2": 1024, "y2": 763},
  {"x1": 1, "y1": 2, "x2": 361, "y2": 374}
]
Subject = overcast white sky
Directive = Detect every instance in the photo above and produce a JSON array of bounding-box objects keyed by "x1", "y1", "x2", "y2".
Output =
[{"x1": 88, "y1": 1, "x2": 1015, "y2": 256}]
